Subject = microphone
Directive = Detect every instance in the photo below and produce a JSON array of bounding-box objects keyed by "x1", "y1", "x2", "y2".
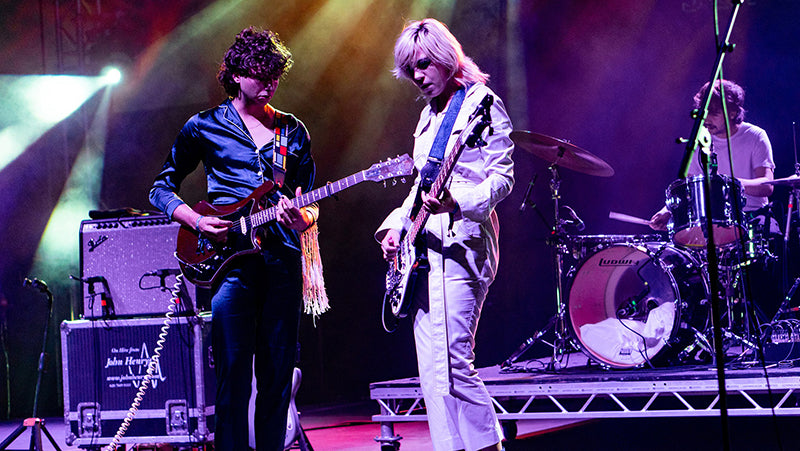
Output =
[
  {"x1": 519, "y1": 174, "x2": 538, "y2": 212},
  {"x1": 70, "y1": 275, "x2": 116, "y2": 318},
  {"x1": 23, "y1": 277, "x2": 49, "y2": 293},
  {"x1": 145, "y1": 268, "x2": 182, "y2": 277},
  {"x1": 562, "y1": 205, "x2": 585, "y2": 231},
  {"x1": 616, "y1": 283, "x2": 650, "y2": 319}
]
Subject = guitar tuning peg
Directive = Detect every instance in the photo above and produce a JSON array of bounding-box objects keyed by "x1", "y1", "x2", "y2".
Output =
[
  {"x1": 401, "y1": 177, "x2": 406, "y2": 184},
  {"x1": 392, "y1": 179, "x2": 397, "y2": 186},
  {"x1": 383, "y1": 180, "x2": 387, "y2": 188}
]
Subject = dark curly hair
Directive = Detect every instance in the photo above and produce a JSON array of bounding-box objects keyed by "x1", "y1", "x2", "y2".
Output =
[
  {"x1": 693, "y1": 79, "x2": 746, "y2": 125},
  {"x1": 217, "y1": 26, "x2": 293, "y2": 97}
]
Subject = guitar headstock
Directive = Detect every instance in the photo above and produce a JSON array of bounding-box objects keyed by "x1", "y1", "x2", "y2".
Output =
[
  {"x1": 466, "y1": 94, "x2": 494, "y2": 148},
  {"x1": 365, "y1": 154, "x2": 414, "y2": 183}
]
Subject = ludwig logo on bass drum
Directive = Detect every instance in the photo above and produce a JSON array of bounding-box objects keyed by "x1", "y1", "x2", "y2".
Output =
[{"x1": 598, "y1": 257, "x2": 637, "y2": 266}]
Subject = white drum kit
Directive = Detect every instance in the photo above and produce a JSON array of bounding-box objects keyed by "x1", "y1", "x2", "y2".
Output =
[{"x1": 503, "y1": 131, "x2": 800, "y2": 370}]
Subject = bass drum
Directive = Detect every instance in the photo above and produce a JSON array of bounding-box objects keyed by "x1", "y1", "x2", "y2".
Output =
[{"x1": 567, "y1": 242, "x2": 709, "y2": 369}]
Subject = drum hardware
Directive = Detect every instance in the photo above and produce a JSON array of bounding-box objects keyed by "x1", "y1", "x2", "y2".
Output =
[
  {"x1": 766, "y1": 152, "x2": 800, "y2": 320},
  {"x1": 502, "y1": 131, "x2": 614, "y2": 370},
  {"x1": 720, "y1": 328, "x2": 758, "y2": 351},
  {"x1": 567, "y1": 234, "x2": 664, "y2": 262},
  {"x1": 697, "y1": 248, "x2": 764, "y2": 354},
  {"x1": 501, "y1": 163, "x2": 574, "y2": 370},
  {"x1": 676, "y1": 326, "x2": 715, "y2": 364}
]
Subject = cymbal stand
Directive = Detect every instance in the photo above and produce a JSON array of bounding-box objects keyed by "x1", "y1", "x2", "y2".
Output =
[
  {"x1": 773, "y1": 184, "x2": 800, "y2": 320},
  {"x1": 501, "y1": 164, "x2": 574, "y2": 370},
  {"x1": 547, "y1": 164, "x2": 572, "y2": 368}
]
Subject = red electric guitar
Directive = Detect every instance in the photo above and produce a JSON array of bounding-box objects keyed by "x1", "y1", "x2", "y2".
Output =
[{"x1": 176, "y1": 154, "x2": 414, "y2": 287}]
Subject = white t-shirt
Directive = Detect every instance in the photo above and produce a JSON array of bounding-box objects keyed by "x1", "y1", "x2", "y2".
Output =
[{"x1": 689, "y1": 122, "x2": 775, "y2": 211}]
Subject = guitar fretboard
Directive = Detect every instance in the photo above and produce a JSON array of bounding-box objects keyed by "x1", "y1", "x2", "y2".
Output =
[
  {"x1": 251, "y1": 171, "x2": 368, "y2": 227},
  {"x1": 402, "y1": 96, "x2": 491, "y2": 247}
]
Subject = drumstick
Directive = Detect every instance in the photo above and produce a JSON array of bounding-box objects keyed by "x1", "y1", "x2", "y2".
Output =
[{"x1": 609, "y1": 211, "x2": 652, "y2": 226}]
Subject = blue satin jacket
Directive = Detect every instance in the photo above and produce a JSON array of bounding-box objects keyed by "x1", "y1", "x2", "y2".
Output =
[{"x1": 149, "y1": 98, "x2": 316, "y2": 251}]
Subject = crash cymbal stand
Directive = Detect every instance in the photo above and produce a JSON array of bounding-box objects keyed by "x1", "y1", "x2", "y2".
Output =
[{"x1": 501, "y1": 164, "x2": 574, "y2": 370}]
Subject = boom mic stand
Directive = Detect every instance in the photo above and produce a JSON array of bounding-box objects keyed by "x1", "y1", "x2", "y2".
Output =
[
  {"x1": 676, "y1": 3, "x2": 745, "y2": 450},
  {"x1": 0, "y1": 278, "x2": 62, "y2": 451}
]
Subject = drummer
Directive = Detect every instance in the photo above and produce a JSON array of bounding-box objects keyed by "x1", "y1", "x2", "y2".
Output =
[{"x1": 650, "y1": 79, "x2": 776, "y2": 230}]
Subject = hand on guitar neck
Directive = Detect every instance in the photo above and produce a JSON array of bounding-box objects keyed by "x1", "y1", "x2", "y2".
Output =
[
  {"x1": 421, "y1": 187, "x2": 458, "y2": 215},
  {"x1": 276, "y1": 187, "x2": 314, "y2": 231}
]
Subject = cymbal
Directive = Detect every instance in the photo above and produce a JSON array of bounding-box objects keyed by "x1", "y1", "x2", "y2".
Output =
[
  {"x1": 511, "y1": 131, "x2": 614, "y2": 177},
  {"x1": 765, "y1": 174, "x2": 800, "y2": 187}
]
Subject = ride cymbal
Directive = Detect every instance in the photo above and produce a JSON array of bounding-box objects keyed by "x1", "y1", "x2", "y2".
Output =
[{"x1": 764, "y1": 174, "x2": 800, "y2": 187}]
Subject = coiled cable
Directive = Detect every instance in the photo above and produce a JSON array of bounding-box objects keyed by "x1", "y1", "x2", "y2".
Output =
[{"x1": 102, "y1": 273, "x2": 184, "y2": 451}]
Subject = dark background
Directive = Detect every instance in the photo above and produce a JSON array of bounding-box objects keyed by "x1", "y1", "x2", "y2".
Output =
[{"x1": 0, "y1": 0, "x2": 798, "y2": 418}]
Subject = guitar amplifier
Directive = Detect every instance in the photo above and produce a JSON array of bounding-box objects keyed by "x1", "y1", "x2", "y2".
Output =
[
  {"x1": 79, "y1": 214, "x2": 208, "y2": 318},
  {"x1": 60, "y1": 315, "x2": 215, "y2": 447}
]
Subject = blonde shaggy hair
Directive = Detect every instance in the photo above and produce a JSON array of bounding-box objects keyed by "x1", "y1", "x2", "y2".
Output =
[{"x1": 392, "y1": 18, "x2": 488, "y2": 88}]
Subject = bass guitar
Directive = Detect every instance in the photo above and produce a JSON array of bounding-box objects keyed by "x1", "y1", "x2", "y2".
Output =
[
  {"x1": 382, "y1": 94, "x2": 494, "y2": 324},
  {"x1": 176, "y1": 154, "x2": 414, "y2": 287}
]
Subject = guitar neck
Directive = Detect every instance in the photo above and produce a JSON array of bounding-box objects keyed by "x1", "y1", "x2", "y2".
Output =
[
  {"x1": 251, "y1": 171, "x2": 368, "y2": 228},
  {"x1": 403, "y1": 119, "x2": 472, "y2": 245}
]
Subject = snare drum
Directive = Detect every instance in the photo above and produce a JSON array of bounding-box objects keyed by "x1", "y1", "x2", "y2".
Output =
[
  {"x1": 567, "y1": 242, "x2": 709, "y2": 368},
  {"x1": 666, "y1": 174, "x2": 746, "y2": 248}
]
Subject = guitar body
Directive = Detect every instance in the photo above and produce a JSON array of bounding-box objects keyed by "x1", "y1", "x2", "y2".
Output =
[
  {"x1": 175, "y1": 181, "x2": 275, "y2": 287},
  {"x1": 384, "y1": 235, "x2": 428, "y2": 318},
  {"x1": 284, "y1": 367, "x2": 303, "y2": 449}
]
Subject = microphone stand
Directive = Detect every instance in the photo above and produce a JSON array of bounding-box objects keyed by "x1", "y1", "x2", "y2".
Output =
[
  {"x1": 676, "y1": 3, "x2": 744, "y2": 450},
  {"x1": 0, "y1": 280, "x2": 62, "y2": 451}
]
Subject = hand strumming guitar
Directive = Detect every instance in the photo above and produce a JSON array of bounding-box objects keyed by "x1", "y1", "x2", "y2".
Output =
[
  {"x1": 172, "y1": 203, "x2": 232, "y2": 243},
  {"x1": 381, "y1": 229, "x2": 401, "y2": 261}
]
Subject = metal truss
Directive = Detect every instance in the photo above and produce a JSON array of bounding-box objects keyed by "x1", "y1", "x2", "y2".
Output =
[
  {"x1": 370, "y1": 368, "x2": 800, "y2": 448},
  {"x1": 54, "y1": 0, "x2": 110, "y2": 74}
]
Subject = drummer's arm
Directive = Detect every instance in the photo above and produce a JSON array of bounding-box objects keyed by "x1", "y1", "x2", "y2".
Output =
[{"x1": 738, "y1": 166, "x2": 774, "y2": 197}]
